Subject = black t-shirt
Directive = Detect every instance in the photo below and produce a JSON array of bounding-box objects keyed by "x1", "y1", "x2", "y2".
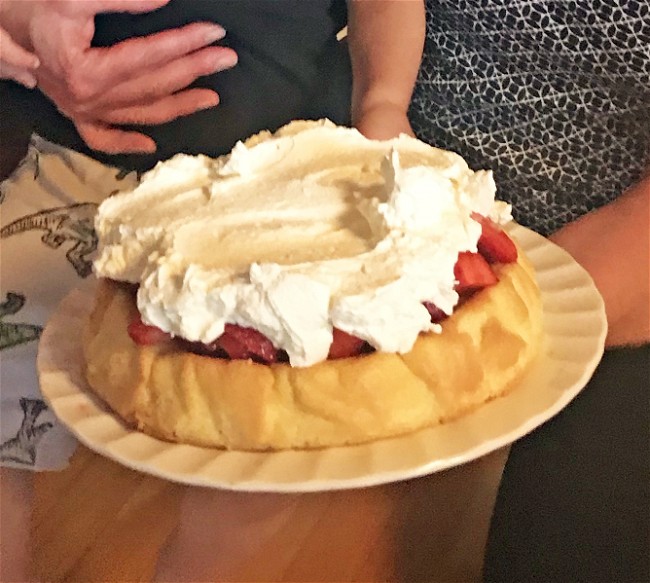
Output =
[{"x1": 14, "y1": 0, "x2": 351, "y2": 172}]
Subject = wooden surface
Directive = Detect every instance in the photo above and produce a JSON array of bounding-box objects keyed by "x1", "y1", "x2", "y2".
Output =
[{"x1": 3, "y1": 443, "x2": 510, "y2": 582}]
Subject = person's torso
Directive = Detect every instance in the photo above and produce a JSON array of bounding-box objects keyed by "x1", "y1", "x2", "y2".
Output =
[{"x1": 410, "y1": 0, "x2": 650, "y2": 234}]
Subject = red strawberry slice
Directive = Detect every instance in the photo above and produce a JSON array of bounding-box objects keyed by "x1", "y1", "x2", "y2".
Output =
[
  {"x1": 423, "y1": 301, "x2": 448, "y2": 324},
  {"x1": 216, "y1": 324, "x2": 279, "y2": 363},
  {"x1": 127, "y1": 316, "x2": 173, "y2": 345},
  {"x1": 474, "y1": 215, "x2": 518, "y2": 264},
  {"x1": 328, "y1": 328, "x2": 367, "y2": 360},
  {"x1": 454, "y1": 251, "x2": 498, "y2": 293}
]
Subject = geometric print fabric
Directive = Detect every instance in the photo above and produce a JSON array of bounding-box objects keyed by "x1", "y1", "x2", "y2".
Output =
[{"x1": 409, "y1": 0, "x2": 650, "y2": 234}]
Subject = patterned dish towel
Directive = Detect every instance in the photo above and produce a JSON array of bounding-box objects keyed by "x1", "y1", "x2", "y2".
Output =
[{"x1": 0, "y1": 136, "x2": 137, "y2": 470}]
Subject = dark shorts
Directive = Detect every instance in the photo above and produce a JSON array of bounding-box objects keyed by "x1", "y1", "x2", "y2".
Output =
[{"x1": 484, "y1": 344, "x2": 650, "y2": 582}]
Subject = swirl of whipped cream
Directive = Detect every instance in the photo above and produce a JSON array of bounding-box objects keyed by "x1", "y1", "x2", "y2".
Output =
[{"x1": 94, "y1": 120, "x2": 511, "y2": 366}]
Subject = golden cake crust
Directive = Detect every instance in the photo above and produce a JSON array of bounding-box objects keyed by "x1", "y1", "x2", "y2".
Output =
[{"x1": 82, "y1": 252, "x2": 543, "y2": 451}]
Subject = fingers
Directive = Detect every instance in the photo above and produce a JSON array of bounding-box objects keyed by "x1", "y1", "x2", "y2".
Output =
[
  {"x1": 0, "y1": 27, "x2": 40, "y2": 87},
  {"x1": 71, "y1": 85, "x2": 222, "y2": 154},
  {"x1": 35, "y1": 21, "x2": 233, "y2": 113},
  {"x1": 87, "y1": 0, "x2": 171, "y2": 15},
  {"x1": 23, "y1": 4, "x2": 235, "y2": 155},
  {"x1": 99, "y1": 88, "x2": 220, "y2": 125},
  {"x1": 88, "y1": 22, "x2": 229, "y2": 89},
  {"x1": 72, "y1": 88, "x2": 220, "y2": 155},
  {"x1": 92, "y1": 46, "x2": 236, "y2": 110},
  {"x1": 75, "y1": 120, "x2": 157, "y2": 154},
  {"x1": 0, "y1": 30, "x2": 40, "y2": 69},
  {"x1": 0, "y1": 61, "x2": 38, "y2": 88}
]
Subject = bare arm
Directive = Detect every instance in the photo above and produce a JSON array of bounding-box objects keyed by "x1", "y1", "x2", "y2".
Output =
[
  {"x1": 347, "y1": 0, "x2": 425, "y2": 139},
  {"x1": 550, "y1": 175, "x2": 650, "y2": 347}
]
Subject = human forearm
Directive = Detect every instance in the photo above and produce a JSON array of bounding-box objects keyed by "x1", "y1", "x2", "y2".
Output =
[
  {"x1": 347, "y1": 0, "x2": 425, "y2": 138},
  {"x1": 550, "y1": 175, "x2": 650, "y2": 347}
]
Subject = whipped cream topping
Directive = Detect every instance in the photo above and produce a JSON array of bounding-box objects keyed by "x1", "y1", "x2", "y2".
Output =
[{"x1": 94, "y1": 120, "x2": 512, "y2": 366}]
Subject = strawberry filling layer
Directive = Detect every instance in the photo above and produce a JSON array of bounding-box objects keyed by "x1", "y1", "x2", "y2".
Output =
[{"x1": 125, "y1": 217, "x2": 517, "y2": 362}]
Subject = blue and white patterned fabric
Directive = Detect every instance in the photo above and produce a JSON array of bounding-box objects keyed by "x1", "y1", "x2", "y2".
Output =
[{"x1": 410, "y1": 0, "x2": 650, "y2": 235}]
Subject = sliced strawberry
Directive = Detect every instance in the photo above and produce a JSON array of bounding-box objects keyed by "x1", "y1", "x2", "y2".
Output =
[
  {"x1": 215, "y1": 333, "x2": 250, "y2": 360},
  {"x1": 423, "y1": 301, "x2": 448, "y2": 324},
  {"x1": 328, "y1": 328, "x2": 367, "y2": 360},
  {"x1": 216, "y1": 324, "x2": 279, "y2": 363},
  {"x1": 127, "y1": 316, "x2": 172, "y2": 345},
  {"x1": 474, "y1": 215, "x2": 518, "y2": 264},
  {"x1": 454, "y1": 251, "x2": 498, "y2": 293}
]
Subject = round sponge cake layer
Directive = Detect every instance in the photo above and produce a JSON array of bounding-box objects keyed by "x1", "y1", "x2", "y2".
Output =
[{"x1": 83, "y1": 252, "x2": 543, "y2": 451}]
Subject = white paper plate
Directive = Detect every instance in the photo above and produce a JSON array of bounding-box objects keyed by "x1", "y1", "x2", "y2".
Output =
[{"x1": 37, "y1": 226, "x2": 606, "y2": 492}]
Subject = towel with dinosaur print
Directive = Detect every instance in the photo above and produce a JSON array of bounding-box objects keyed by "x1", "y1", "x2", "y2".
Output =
[{"x1": 0, "y1": 134, "x2": 137, "y2": 470}]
